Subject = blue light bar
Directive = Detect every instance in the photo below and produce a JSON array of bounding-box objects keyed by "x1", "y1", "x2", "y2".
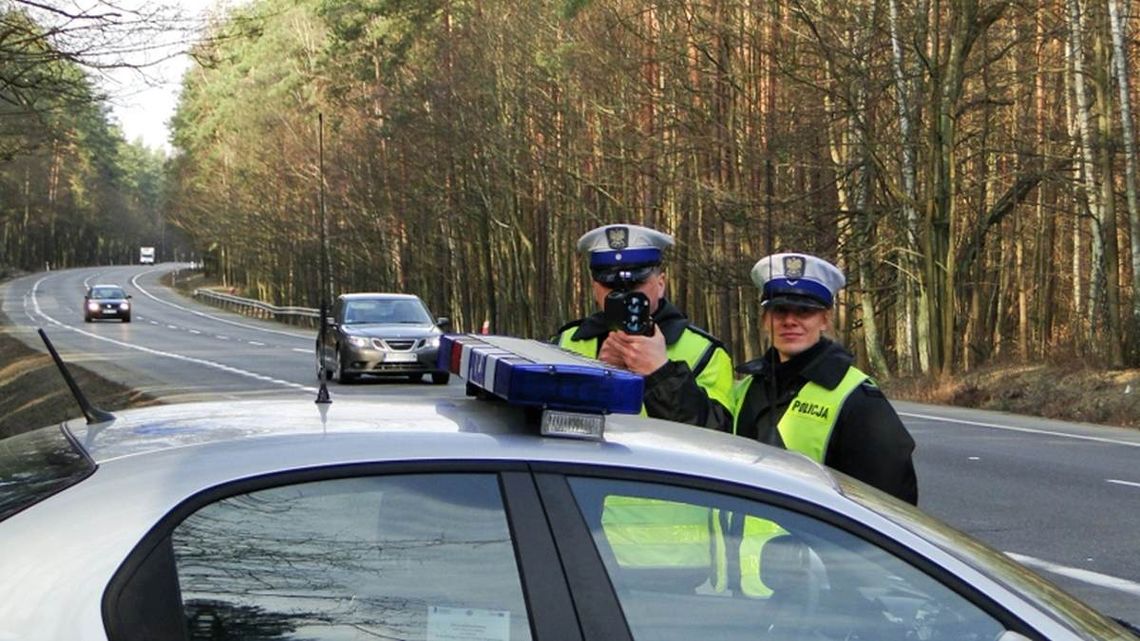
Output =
[{"x1": 438, "y1": 335, "x2": 644, "y2": 414}]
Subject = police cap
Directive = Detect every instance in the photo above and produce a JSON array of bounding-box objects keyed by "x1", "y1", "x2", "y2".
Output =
[{"x1": 751, "y1": 253, "x2": 845, "y2": 310}]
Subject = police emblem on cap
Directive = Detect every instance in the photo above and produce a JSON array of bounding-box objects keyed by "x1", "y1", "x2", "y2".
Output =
[
  {"x1": 606, "y1": 226, "x2": 629, "y2": 250},
  {"x1": 784, "y1": 255, "x2": 805, "y2": 280}
]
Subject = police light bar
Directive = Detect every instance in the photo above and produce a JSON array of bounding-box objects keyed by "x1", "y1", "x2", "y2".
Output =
[{"x1": 438, "y1": 334, "x2": 644, "y2": 415}]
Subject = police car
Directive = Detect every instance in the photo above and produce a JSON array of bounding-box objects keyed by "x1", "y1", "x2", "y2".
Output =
[{"x1": 0, "y1": 335, "x2": 1134, "y2": 641}]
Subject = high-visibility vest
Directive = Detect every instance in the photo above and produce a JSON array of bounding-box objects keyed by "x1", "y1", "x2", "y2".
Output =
[
  {"x1": 559, "y1": 326, "x2": 731, "y2": 578},
  {"x1": 725, "y1": 364, "x2": 868, "y2": 595},
  {"x1": 731, "y1": 364, "x2": 868, "y2": 462}
]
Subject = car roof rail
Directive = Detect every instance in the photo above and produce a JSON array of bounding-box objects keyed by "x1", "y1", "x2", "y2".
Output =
[{"x1": 37, "y1": 329, "x2": 116, "y2": 424}]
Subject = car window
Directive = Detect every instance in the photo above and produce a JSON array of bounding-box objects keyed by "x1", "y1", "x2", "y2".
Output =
[
  {"x1": 0, "y1": 426, "x2": 94, "y2": 522},
  {"x1": 91, "y1": 287, "x2": 126, "y2": 298},
  {"x1": 566, "y1": 477, "x2": 1007, "y2": 641},
  {"x1": 171, "y1": 473, "x2": 533, "y2": 641},
  {"x1": 344, "y1": 299, "x2": 431, "y2": 324}
]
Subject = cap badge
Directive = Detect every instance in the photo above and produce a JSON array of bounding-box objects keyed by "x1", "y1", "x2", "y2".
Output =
[
  {"x1": 606, "y1": 227, "x2": 629, "y2": 250},
  {"x1": 784, "y1": 255, "x2": 805, "y2": 280}
]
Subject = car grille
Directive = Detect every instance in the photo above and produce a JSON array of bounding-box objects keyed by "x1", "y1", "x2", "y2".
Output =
[{"x1": 374, "y1": 338, "x2": 418, "y2": 351}]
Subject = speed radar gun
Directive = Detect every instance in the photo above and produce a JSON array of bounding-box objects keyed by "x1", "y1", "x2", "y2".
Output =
[{"x1": 604, "y1": 288, "x2": 654, "y2": 336}]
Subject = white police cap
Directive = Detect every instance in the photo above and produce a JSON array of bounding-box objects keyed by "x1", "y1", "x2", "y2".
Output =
[
  {"x1": 751, "y1": 253, "x2": 845, "y2": 309},
  {"x1": 577, "y1": 224, "x2": 675, "y2": 270}
]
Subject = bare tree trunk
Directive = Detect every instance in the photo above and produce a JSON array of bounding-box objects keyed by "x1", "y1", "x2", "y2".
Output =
[
  {"x1": 1108, "y1": 0, "x2": 1140, "y2": 363},
  {"x1": 1066, "y1": 0, "x2": 1105, "y2": 348},
  {"x1": 888, "y1": 0, "x2": 923, "y2": 376},
  {"x1": 1093, "y1": 14, "x2": 1123, "y2": 366}
]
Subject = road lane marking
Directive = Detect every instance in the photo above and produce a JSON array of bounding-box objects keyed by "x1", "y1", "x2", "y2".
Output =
[
  {"x1": 130, "y1": 272, "x2": 311, "y2": 340},
  {"x1": 1107, "y1": 479, "x2": 1140, "y2": 489},
  {"x1": 898, "y1": 411, "x2": 1140, "y2": 447},
  {"x1": 1006, "y1": 552, "x2": 1140, "y2": 596},
  {"x1": 292, "y1": 348, "x2": 310, "y2": 354},
  {"x1": 249, "y1": 341, "x2": 265, "y2": 346},
  {"x1": 29, "y1": 275, "x2": 317, "y2": 395},
  {"x1": 189, "y1": 330, "x2": 201, "y2": 335}
]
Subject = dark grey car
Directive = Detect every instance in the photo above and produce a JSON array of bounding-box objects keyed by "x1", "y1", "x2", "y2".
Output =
[
  {"x1": 84, "y1": 284, "x2": 132, "y2": 322},
  {"x1": 315, "y1": 292, "x2": 450, "y2": 384}
]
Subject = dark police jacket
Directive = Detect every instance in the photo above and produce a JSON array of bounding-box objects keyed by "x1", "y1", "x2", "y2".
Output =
[
  {"x1": 556, "y1": 299, "x2": 734, "y2": 432},
  {"x1": 734, "y1": 338, "x2": 918, "y2": 504}
]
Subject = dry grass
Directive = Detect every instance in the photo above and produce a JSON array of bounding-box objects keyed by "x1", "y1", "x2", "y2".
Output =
[
  {"x1": 886, "y1": 360, "x2": 1140, "y2": 429},
  {"x1": 0, "y1": 324, "x2": 162, "y2": 439}
]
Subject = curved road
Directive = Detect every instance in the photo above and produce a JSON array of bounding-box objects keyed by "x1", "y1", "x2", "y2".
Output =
[{"x1": 2, "y1": 264, "x2": 1138, "y2": 620}]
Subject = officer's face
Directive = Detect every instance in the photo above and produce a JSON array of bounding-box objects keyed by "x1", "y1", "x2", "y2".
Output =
[
  {"x1": 592, "y1": 271, "x2": 666, "y2": 314},
  {"x1": 764, "y1": 306, "x2": 829, "y2": 361}
]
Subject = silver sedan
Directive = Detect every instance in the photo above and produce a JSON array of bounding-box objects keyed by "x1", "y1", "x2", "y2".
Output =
[{"x1": 1, "y1": 396, "x2": 1135, "y2": 641}]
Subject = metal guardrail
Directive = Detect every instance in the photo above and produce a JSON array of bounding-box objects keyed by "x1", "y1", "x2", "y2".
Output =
[{"x1": 193, "y1": 289, "x2": 320, "y2": 328}]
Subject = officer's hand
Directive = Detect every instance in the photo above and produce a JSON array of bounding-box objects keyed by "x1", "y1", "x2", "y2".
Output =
[
  {"x1": 609, "y1": 328, "x2": 667, "y2": 376},
  {"x1": 597, "y1": 336, "x2": 627, "y2": 368}
]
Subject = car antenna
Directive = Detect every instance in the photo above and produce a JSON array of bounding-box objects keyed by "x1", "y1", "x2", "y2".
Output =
[
  {"x1": 37, "y1": 328, "x2": 116, "y2": 424},
  {"x1": 315, "y1": 112, "x2": 332, "y2": 406}
]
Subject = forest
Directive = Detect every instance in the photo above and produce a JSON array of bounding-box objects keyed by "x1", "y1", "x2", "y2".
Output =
[
  {"x1": 4, "y1": 0, "x2": 1140, "y2": 379},
  {"x1": 0, "y1": 4, "x2": 167, "y2": 270}
]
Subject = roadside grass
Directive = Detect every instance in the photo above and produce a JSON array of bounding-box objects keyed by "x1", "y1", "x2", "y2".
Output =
[{"x1": 0, "y1": 320, "x2": 162, "y2": 439}]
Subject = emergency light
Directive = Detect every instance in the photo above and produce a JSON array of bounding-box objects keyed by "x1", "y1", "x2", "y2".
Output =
[{"x1": 438, "y1": 335, "x2": 644, "y2": 416}]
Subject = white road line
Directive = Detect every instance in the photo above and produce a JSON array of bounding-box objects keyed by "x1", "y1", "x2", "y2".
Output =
[
  {"x1": 216, "y1": 336, "x2": 229, "y2": 340},
  {"x1": 1107, "y1": 479, "x2": 1140, "y2": 489},
  {"x1": 249, "y1": 341, "x2": 265, "y2": 346},
  {"x1": 29, "y1": 275, "x2": 316, "y2": 395},
  {"x1": 129, "y1": 272, "x2": 311, "y2": 340},
  {"x1": 1006, "y1": 552, "x2": 1140, "y2": 596},
  {"x1": 189, "y1": 330, "x2": 201, "y2": 335},
  {"x1": 166, "y1": 325, "x2": 178, "y2": 329},
  {"x1": 898, "y1": 411, "x2": 1140, "y2": 447},
  {"x1": 292, "y1": 348, "x2": 310, "y2": 354}
]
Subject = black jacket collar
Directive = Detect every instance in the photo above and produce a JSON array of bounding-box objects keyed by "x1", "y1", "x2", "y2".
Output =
[
  {"x1": 735, "y1": 338, "x2": 853, "y2": 390},
  {"x1": 570, "y1": 298, "x2": 690, "y2": 345}
]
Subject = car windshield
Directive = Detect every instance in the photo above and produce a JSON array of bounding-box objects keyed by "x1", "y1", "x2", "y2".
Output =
[
  {"x1": 840, "y1": 477, "x2": 1132, "y2": 639},
  {"x1": 343, "y1": 299, "x2": 431, "y2": 325},
  {"x1": 90, "y1": 287, "x2": 126, "y2": 299}
]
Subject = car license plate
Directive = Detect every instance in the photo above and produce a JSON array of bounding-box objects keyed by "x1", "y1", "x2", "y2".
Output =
[{"x1": 385, "y1": 353, "x2": 417, "y2": 363}]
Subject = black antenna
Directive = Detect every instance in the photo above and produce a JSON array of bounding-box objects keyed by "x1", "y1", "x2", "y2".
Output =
[
  {"x1": 764, "y1": 155, "x2": 777, "y2": 440},
  {"x1": 37, "y1": 329, "x2": 116, "y2": 424},
  {"x1": 316, "y1": 113, "x2": 332, "y2": 405}
]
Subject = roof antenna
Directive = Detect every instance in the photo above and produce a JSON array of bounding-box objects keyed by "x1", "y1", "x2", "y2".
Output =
[
  {"x1": 315, "y1": 112, "x2": 332, "y2": 406},
  {"x1": 764, "y1": 156, "x2": 777, "y2": 441},
  {"x1": 37, "y1": 328, "x2": 116, "y2": 424}
]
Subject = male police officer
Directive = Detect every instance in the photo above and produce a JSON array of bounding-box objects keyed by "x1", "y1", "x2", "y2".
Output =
[
  {"x1": 732, "y1": 252, "x2": 917, "y2": 504},
  {"x1": 556, "y1": 224, "x2": 734, "y2": 431}
]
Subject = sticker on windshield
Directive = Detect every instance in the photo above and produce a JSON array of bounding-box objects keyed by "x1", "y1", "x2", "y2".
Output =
[{"x1": 427, "y1": 605, "x2": 510, "y2": 641}]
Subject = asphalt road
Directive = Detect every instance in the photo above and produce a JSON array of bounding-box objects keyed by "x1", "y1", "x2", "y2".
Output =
[{"x1": 3, "y1": 264, "x2": 1138, "y2": 621}]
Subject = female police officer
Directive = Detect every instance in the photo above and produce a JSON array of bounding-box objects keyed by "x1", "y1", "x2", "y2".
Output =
[{"x1": 733, "y1": 253, "x2": 917, "y2": 505}]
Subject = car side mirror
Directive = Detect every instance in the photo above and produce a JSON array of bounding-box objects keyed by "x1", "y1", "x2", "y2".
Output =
[
  {"x1": 127, "y1": 295, "x2": 132, "y2": 299},
  {"x1": 436, "y1": 316, "x2": 451, "y2": 329}
]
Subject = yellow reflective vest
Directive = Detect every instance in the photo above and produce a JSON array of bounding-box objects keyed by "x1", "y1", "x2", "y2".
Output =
[
  {"x1": 724, "y1": 364, "x2": 869, "y2": 595},
  {"x1": 558, "y1": 324, "x2": 731, "y2": 576}
]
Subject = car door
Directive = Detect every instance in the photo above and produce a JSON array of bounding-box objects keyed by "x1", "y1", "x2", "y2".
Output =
[
  {"x1": 533, "y1": 466, "x2": 1058, "y2": 641},
  {"x1": 105, "y1": 464, "x2": 583, "y2": 641}
]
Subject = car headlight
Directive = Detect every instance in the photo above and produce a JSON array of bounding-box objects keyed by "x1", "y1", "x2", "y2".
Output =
[
  {"x1": 424, "y1": 336, "x2": 440, "y2": 348},
  {"x1": 119, "y1": 302, "x2": 130, "y2": 310},
  {"x1": 87, "y1": 302, "x2": 99, "y2": 311},
  {"x1": 347, "y1": 336, "x2": 369, "y2": 347}
]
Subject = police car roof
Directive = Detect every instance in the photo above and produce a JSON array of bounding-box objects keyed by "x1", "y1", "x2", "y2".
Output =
[{"x1": 60, "y1": 397, "x2": 838, "y2": 499}]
